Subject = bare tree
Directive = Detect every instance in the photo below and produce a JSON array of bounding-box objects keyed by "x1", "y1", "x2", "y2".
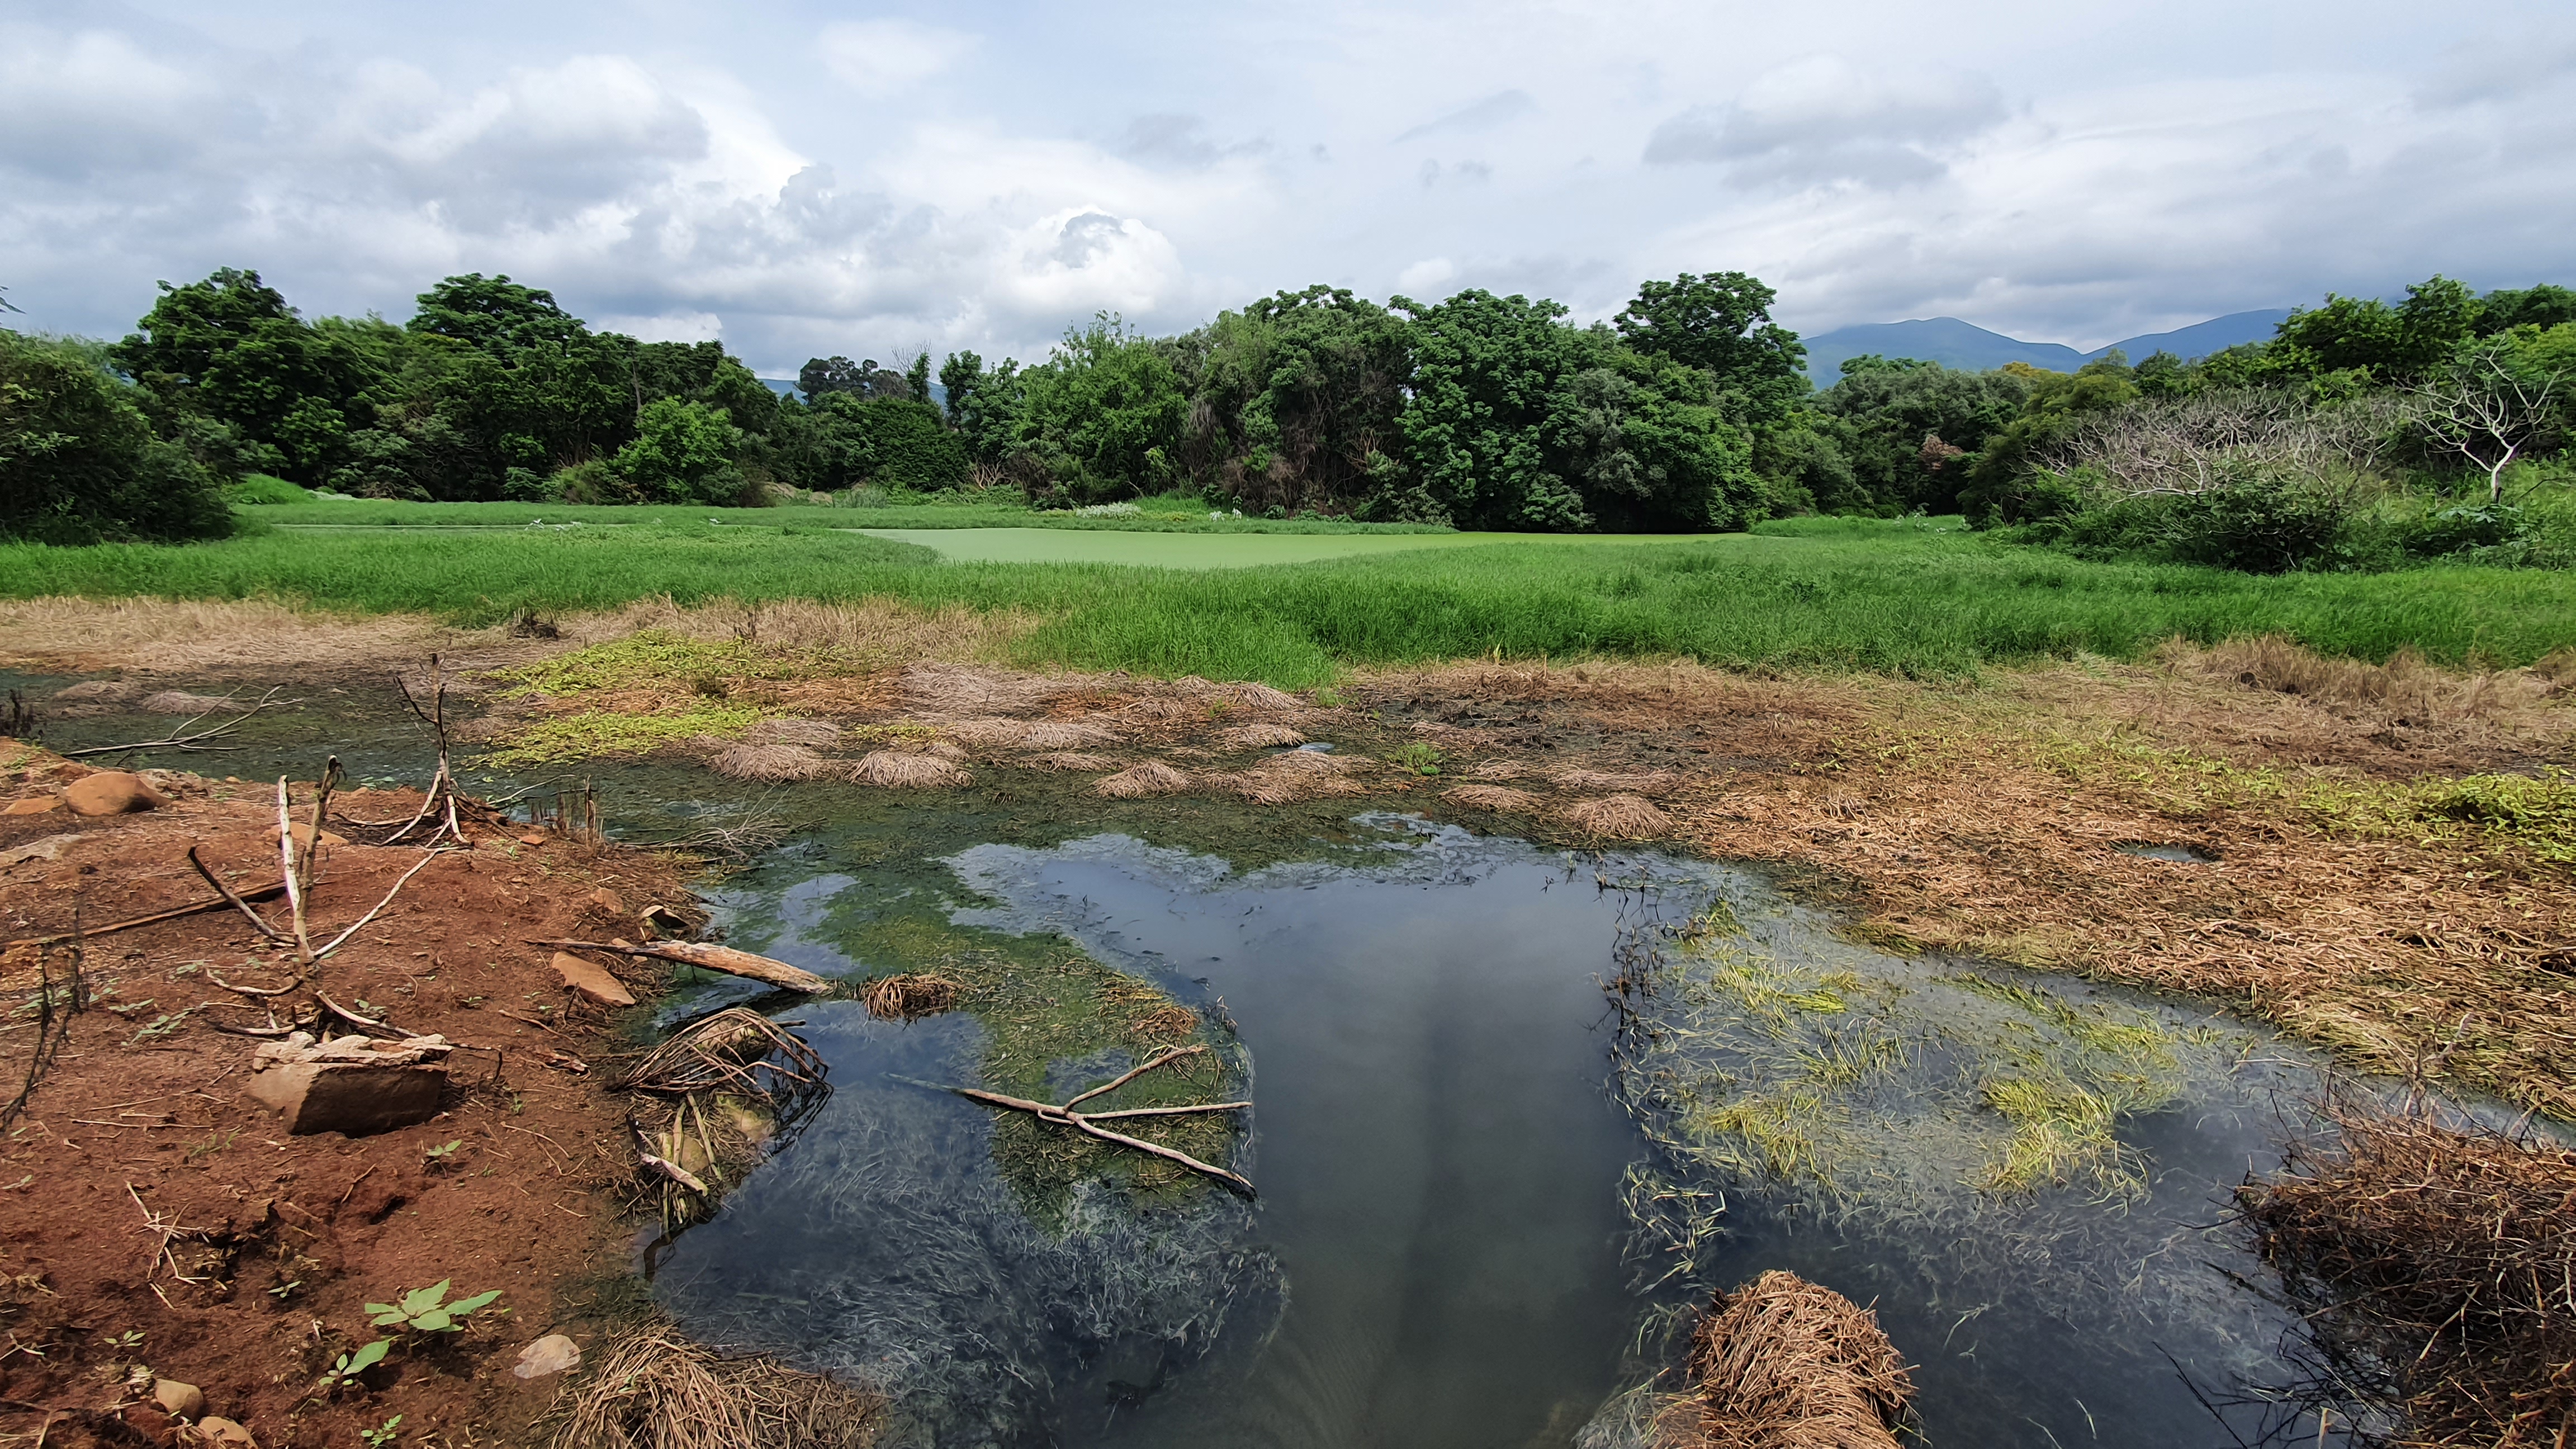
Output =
[
  {"x1": 2047, "y1": 388, "x2": 2417, "y2": 502},
  {"x1": 2412, "y1": 339, "x2": 2566, "y2": 503}
]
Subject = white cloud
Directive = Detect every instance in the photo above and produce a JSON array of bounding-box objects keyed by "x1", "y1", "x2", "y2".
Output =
[
  {"x1": 818, "y1": 20, "x2": 979, "y2": 94},
  {"x1": 1645, "y1": 56, "x2": 2006, "y2": 188}
]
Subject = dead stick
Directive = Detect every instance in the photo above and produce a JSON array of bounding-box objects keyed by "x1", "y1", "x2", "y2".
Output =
[
  {"x1": 276, "y1": 779, "x2": 312, "y2": 960},
  {"x1": 301, "y1": 757, "x2": 341, "y2": 887},
  {"x1": 1064, "y1": 1044, "x2": 1206, "y2": 1110},
  {"x1": 185, "y1": 849, "x2": 288, "y2": 944},
  {"x1": 316, "y1": 993, "x2": 418, "y2": 1038},
  {"x1": 206, "y1": 972, "x2": 300, "y2": 998},
  {"x1": 310, "y1": 850, "x2": 444, "y2": 960},
  {"x1": 9, "y1": 876, "x2": 286, "y2": 949},
  {"x1": 948, "y1": 1086, "x2": 1253, "y2": 1195},
  {"x1": 1082, "y1": 1102, "x2": 1252, "y2": 1121}
]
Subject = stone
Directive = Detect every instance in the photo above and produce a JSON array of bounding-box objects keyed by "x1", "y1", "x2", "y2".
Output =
[
  {"x1": 0, "y1": 834, "x2": 78, "y2": 868},
  {"x1": 516, "y1": 833, "x2": 549, "y2": 847},
  {"x1": 2, "y1": 797, "x2": 59, "y2": 815},
  {"x1": 191, "y1": 1417, "x2": 257, "y2": 1446},
  {"x1": 548, "y1": 951, "x2": 636, "y2": 1007},
  {"x1": 63, "y1": 772, "x2": 163, "y2": 817},
  {"x1": 512, "y1": 1333, "x2": 582, "y2": 1379},
  {"x1": 584, "y1": 886, "x2": 626, "y2": 917},
  {"x1": 285, "y1": 821, "x2": 350, "y2": 849},
  {"x1": 152, "y1": 1379, "x2": 206, "y2": 1419},
  {"x1": 244, "y1": 1032, "x2": 453, "y2": 1137}
]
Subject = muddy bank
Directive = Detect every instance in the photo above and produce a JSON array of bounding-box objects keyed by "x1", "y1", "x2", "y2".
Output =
[{"x1": 0, "y1": 742, "x2": 719, "y2": 1448}]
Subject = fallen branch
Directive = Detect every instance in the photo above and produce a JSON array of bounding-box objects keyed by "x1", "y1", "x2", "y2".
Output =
[
  {"x1": 59, "y1": 689, "x2": 297, "y2": 758},
  {"x1": 528, "y1": 939, "x2": 831, "y2": 994},
  {"x1": 932, "y1": 1046, "x2": 1253, "y2": 1195},
  {"x1": 184, "y1": 848, "x2": 288, "y2": 945},
  {"x1": 316, "y1": 993, "x2": 415, "y2": 1037},
  {"x1": 307, "y1": 849, "x2": 444, "y2": 960},
  {"x1": 206, "y1": 971, "x2": 299, "y2": 998},
  {"x1": 6, "y1": 875, "x2": 285, "y2": 950}
]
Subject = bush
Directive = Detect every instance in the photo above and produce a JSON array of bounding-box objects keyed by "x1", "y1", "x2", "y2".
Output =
[
  {"x1": 612, "y1": 399, "x2": 747, "y2": 505},
  {"x1": 1, "y1": 330, "x2": 231, "y2": 543},
  {"x1": 224, "y1": 472, "x2": 312, "y2": 505},
  {"x1": 2057, "y1": 470, "x2": 2358, "y2": 573}
]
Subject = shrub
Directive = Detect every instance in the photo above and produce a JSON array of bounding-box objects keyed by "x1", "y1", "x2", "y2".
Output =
[
  {"x1": 1, "y1": 330, "x2": 231, "y2": 543},
  {"x1": 224, "y1": 472, "x2": 312, "y2": 505},
  {"x1": 613, "y1": 399, "x2": 746, "y2": 505},
  {"x1": 2058, "y1": 470, "x2": 2358, "y2": 573}
]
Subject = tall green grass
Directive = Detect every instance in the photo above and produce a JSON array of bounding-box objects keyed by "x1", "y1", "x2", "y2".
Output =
[
  {"x1": 246, "y1": 498, "x2": 1451, "y2": 534},
  {"x1": 6, "y1": 521, "x2": 2569, "y2": 686}
]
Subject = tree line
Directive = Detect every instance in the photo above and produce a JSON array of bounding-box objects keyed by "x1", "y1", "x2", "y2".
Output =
[{"x1": 4, "y1": 265, "x2": 2571, "y2": 568}]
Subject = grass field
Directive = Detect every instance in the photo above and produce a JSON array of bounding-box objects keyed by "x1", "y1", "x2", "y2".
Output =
[
  {"x1": 245, "y1": 497, "x2": 1452, "y2": 535},
  {"x1": 847, "y1": 525, "x2": 1713, "y2": 566},
  {"x1": 6, "y1": 513, "x2": 2572, "y2": 686}
]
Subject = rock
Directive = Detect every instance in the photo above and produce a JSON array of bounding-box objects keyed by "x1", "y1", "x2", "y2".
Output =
[
  {"x1": 1, "y1": 797, "x2": 59, "y2": 815},
  {"x1": 584, "y1": 886, "x2": 626, "y2": 917},
  {"x1": 63, "y1": 772, "x2": 163, "y2": 816},
  {"x1": 516, "y1": 833, "x2": 548, "y2": 847},
  {"x1": 548, "y1": 951, "x2": 636, "y2": 1007},
  {"x1": 244, "y1": 1032, "x2": 454, "y2": 1137},
  {"x1": 285, "y1": 821, "x2": 349, "y2": 849},
  {"x1": 0, "y1": 834, "x2": 78, "y2": 868},
  {"x1": 512, "y1": 1333, "x2": 583, "y2": 1379},
  {"x1": 191, "y1": 1417, "x2": 257, "y2": 1446},
  {"x1": 152, "y1": 1379, "x2": 206, "y2": 1419}
]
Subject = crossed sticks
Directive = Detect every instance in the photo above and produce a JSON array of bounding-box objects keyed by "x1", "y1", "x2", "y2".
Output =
[{"x1": 935, "y1": 1044, "x2": 1254, "y2": 1196}]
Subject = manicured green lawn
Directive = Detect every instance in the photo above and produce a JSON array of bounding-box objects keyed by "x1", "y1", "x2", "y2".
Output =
[{"x1": 7, "y1": 514, "x2": 2569, "y2": 686}]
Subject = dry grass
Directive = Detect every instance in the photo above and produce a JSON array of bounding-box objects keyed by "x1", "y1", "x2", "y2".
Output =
[
  {"x1": 2170, "y1": 634, "x2": 2559, "y2": 726},
  {"x1": 1563, "y1": 794, "x2": 1673, "y2": 839},
  {"x1": 136, "y1": 689, "x2": 243, "y2": 714},
  {"x1": 577, "y1": 596, "x2": 1035, "y2": 665},
  {"x1": 848, "y1": 751, "x2": 973, "y2": 789},
  {"x1": 549, "y1": 1323, "x2": 883, "y2": 1449},
  {"x1": 1129, "y1": 1005, "x2": 1202, "y2": 1040},
  {"x1": 1096, "y1": 761, "x2": 1194, "y2": 798},
  {"x1": 744, "y1": 718, "x2": 841, "y2": 748},
  {"x1": 617, "y1": 1009, "x2": 827, "y2": 1099},
  {"x1": 0, "y1": 596, "x2": 499, "y2": 671},
  {"x1": 706, "y1": 742, "x2": 837, "y2": 783},
  {"x1": 1466, "y1": 759, "x2": 1534, "y2": 781},
  {"x1": 859, "y1": 973, "x2": 960, "y2": 1021},
  {"x1": 1226, "y1": 750, "x2": 1371, "y2": 806},
  {"x1": 1218, "y1": 722, "x2": 1308, "y2": 749},
  {"x1": 1642, "y1": 1271, "x2": 1912, "y2": 1449},
  {"x1": 1555, "y1": 768, "x2": 1679, "y2": 794},
  {"x1": 2238, "y1": 1091, "x2": 2576, "y2": 1446},
  {"x1": 1444, "y1": 783, "x2": 1542, "y2": 812},
  {"x1": 945, "y1": 717, "x2": 1122, "y2": 750},
  {"x1": 901, "y1": 660, "x2": 1076, "y2": 715},
  {"x1": 1027, "y1": 751, "x2": 1118, "y2": 772}
]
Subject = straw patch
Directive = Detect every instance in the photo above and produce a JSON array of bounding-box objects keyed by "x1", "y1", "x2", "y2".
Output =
[
  {"x1": 548, "y1": 1323, "x2": 883, "y2": 1449},
  {"x1": 1096, "y1": 761, "x2": 1194, "y2": 798},
  {"x1": 1555, "y1": 767, "x2": 1678, "y2": 795},
  {"x1": 1563, "y1": 794, "x2": 1672, "y2": 839},
  {"x1": 860, "y1": 973, "x2": 962, "y2": 1021},
  {"x1": 1028, "y1": 751, "x2": 1118, "y2": 773},
  {"x1": 707, "y1": 742, "x2": 837, "y2": 784},
  {"x1": 1652, "y1": 1271, "x2": 1914, "y2": 1449},
  {"x1": 745, "y1": 717, "x2": 841, "y2": 748},
  {"x1": 849, "y1": 751, "x2": 973, "y2": 789},
  {"x1": 1444, "y1": 783, "x2": 1542, "y2": 812},
  {"x1": 1218, "y1": 723, "x2": 1308, "y2": 750},
  {"x1": 1466, "y1": 759, "x2": 1535, "y2": 781}
]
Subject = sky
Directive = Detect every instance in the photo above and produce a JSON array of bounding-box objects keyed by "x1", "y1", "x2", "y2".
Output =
[{"x1": 4, "y1": 0, "x2": 2574, "y2": 376}]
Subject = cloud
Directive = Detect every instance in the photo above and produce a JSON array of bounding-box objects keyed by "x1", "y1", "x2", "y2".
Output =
[
  {"x1": 818, "y1": 20, "x2": 978, "y2": 94},
  {"x1": 1397, "y1": 88, "x2": 1537, "y2": 142},
  {"x1": 1645, "y1": 57, "x2": 2005, "y2": 189},
  {"x1": 1114, "y1": 113, "x2": 1266, "y2": 169}
]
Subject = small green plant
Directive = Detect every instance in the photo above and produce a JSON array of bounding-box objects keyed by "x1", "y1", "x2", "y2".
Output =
[
  {"x1": 1389, "y1": 741, "x2": 1443, "y2": 776},
  {"x1": 368, "y1": 1280, "x2": 504, "y2": 1334},
  {"x1": 1312, "y1": 686, "x2": 1346, "y2": 708},
  {"x1": 318, "y1": 1339, "x2": 389, "y2": 1390},
  {"x1": 362, "y1": 1414, "x2": 404, "y2": 1447},
  {"x1": 103, "y1": 1328, "x2": 145, "y2": 1352},
  {"x1": 269, "y1": 1278, "x2": 302, "y2": 1300},
  {"x1": 184, "y1": 1127, "x2": 240, "y2": 1162},
  {"x1": 424, "y1": 1139, "x2": 463, "y2": 1163}
]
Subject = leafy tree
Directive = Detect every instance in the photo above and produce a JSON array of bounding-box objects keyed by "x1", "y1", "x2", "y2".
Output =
[
  {"x1": 111, "y1": 268, "x2": 384, "y2": 484},
  {"x1": 612, "y1": 399, "x2": 744, "y2": 504},
  {"x1": 1959, "y1": 356, "x2": 2140, "y2": 525},
  {"x1": 1013, "y1": 314, "x2": 1190, "y2": 503},
  {"x1": 1812, "y1": 361, "x2": 2028, "y2": 513},
  {"x1": 1189, "y1": 285, "x2": 1413, "y2": 514},
  {"x1": 2412, "y1": 333, "x2": 2568, "y2": 502},
  {"x1": 2479, "y1": 285, "x2": 2576, "y2": 334},
  {"x1": 2270, "y1": 276, "x2": 2484, "y2": 384},
  {"x1": 905, "y1": 352, "x2": 932, "y2": 406},
  {"x1": 2, "y1": 329, "x2": 229, "y2": 542},
  {"x1": 408, "y1": 274, "x2": 586, "y2": 356},
  {"x1": 1613, "y1": 271, "x2": 1810, "y2": 425},
  {"x1": 803, "y1": 395, "x2": 967, "y2": 491},
  {"x1": 801, "y1": 356, "x2": 868, "y2": 400},
  {"x1": 937, "y1": 351, "x2": 983, "y2": 430}
]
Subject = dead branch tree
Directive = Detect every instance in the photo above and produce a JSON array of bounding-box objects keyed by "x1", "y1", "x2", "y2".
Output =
[
  {"x1": 2412, "y1": 340, "x2": 2568, "y2": 503},
  {"x1": 372, "y1": 655, "x2": 471, "y2": 846}
]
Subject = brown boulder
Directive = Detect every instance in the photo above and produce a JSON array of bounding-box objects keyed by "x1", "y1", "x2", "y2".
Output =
[
  {"x1": 63, "y1": 771, "x2": 163, "y2": 816},
  {"x1": 244, "y1": 1033, "x2": 453, "y2": 1137},
  {"x1": 152, "y1": 1379, "x2": 206, "y2": 1419},
  {"x1": 548, "y1": 951, "x2": 636, "y2": 1007},
  {"x1": 1, "y1": 797, "x2": 59, "y2": 815},
  {"x1": 584, "y1": 886, "x2": 627, "y2": 917},
  {"x1": 191, "y1": 1417, "x2": 257, "y2": 1446}
]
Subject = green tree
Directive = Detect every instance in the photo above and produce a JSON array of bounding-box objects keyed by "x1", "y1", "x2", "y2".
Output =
[
  {"x1": 1613, "y1": 271, "x2": 1810, "y2": 424},
  {"x1": 1014, "y1": 314, "x2": 1190, "y2": 503},
  {"x1": 1959, "y1": 356, "x2": 2140, "y2": 525},
  {"x1": 612, "y1": 399, "x2": 744, "y2": 504},
  {"x1": 905, "y1": 352, "x2": 932, "y2": 406},
  {"x1": 1812, "y1": 361, "x2": 2029, "y2": 513},
  {"x1": 937, "y1": 351, "x2": 984, "y2": 430},
  {"x1": 803, "y1": 395, "x2": 967, "y2": 491},
  {"x1": 408, "y1": 274, "x2": 586, "y2": 356},
  {"x1": 1190, "y1": 285, "x2": 1413, "y2": 514},
  {"x1": 111, "y1": 268, "x2": 383, "y2": 484},
  {"x1": 2, "y1": 330, "x2": 230, "y2": 542}
]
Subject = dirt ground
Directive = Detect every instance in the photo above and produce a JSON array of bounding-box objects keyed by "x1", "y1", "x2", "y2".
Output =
[{"x1": 0, "y1": 747, "x2": 703, "y2": 1449}]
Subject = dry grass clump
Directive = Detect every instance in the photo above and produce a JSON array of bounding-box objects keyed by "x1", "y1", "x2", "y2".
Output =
[
  {"x1": 707, "y1": 742, "x2": 837, "y2": 783},
  {"x1": 744, "y1": 717, "x2": 841, "y2": 748},
  {"x1": 0, "y1": 596, "x2": 489, "y2": 671},
  {"x1": 1117, "y1": 696, "x2": 1196, "y2": 723},
  {"x1": 1555, "y1": 767, "x2": 1679, "y2": 794},
  {"x1": 2238, "y1": 1092, "x2": 2576, "y2": 1444},
  {"x1": 899, "y1": 660, "x2": 1073, "y2": 714},
  {"x1": 549, "y1": 1323, "x2": 883, "y2": 1449},
  {"x1": 1212, "y1": 680, "x2": 1303, "y2": 713},
  {"x1": 1096, "y1": 761, "x2": 1194, "y2": 798},
  {"x1": 577, "y1": 596, "x2": 1036, "y2": 666},
  {"x1": 1218, "y1": 722, "x2": 1308, "y2": 750},
  {"x1": 1563, "y1": 794, "x2": 1673, "y2": 839},
  {"x1": 618, "y1": 1009, "x2": 826, "y2": 1098},
  {"x1": 2167, "y1": 634, "x2": 2556, "y2": 725},
  {"x1": 860, "y1": 973, "x2": 960, "y2": 1021},
  {"x1": 1129, "y1": 1005, "x2": 1202, "y2": 1040},
  {"x1": 138, "y1": 689, "x2": 240, "y2": 714},
  {"x1": 1028, "y1": 751, "x2": 1117, "y2": 772},
  {"x1": 848, "y1": 751, "x2": 973, "y2": 789},
  {"x1": 1466, "y1": 759, "x2": 1533, "y2": 781},
  {"x1": 1444, "y1": 783, "x2": 1542, "y2": 812},
  {"x1": 1649, "y1": 1271, "x2": 1914, "y2": 1449},
  {"x1": 1228, "y1": 750, "x2": 1371, "y2": 806},
  {"x1": 1019, "y1": 720, "x2": 1120, "y2": 750}
]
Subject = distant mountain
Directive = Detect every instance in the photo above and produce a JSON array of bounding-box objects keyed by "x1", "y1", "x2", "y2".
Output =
[{"x1": 1798, "y1": 309, "x2": 2292, "y2": 380}]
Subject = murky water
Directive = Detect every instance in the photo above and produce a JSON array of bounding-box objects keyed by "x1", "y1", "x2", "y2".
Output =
[{"x1": 6, "y1": 670, "x2": 2334, "y2": 1447}]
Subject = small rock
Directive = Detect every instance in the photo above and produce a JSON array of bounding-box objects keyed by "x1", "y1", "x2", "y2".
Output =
[
  {"x1": 0, "y1": 834, "x2": 78, "y2": 868},
  {"x1": 152, "y1": 1379, "x2": 205, "y2": 1419},
  {"x1": 517, "y1": 833, "x2": 548, "y2": 847},
  {"x1": 584, "y1": 886, "x2": 626, "y2": 917},
  {"x1": 63, "y1": 771, "x2": 163, "y2": 817},
  {"x1": 244, "y1": 1032, "x2": 454, "y2": 1137},
  {"x1": 548, "y1": 951, "x2": 636, "y2": 1007},
  {"x1": 1, "y1": 797, "x2": 59, "y2": 815},
  {"x1": 512, "y1": 1333, "x2": 582, "y2": 1379},
  {"x1": 191, "y1": 1417, "x2": 257, "y2": 1446},
  {"x1": 285, "y1": 821, "x2": 350, "y2": 849}
]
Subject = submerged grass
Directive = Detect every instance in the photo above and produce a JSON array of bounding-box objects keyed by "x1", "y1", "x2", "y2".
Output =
[{"x1": 8, "y1": 517, "x2": 2575, "y2": 685}]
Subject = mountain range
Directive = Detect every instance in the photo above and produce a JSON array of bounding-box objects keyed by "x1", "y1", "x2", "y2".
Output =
[{"x1": 1798, "y1": 309, "x2": 2291, "y2": 380}]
